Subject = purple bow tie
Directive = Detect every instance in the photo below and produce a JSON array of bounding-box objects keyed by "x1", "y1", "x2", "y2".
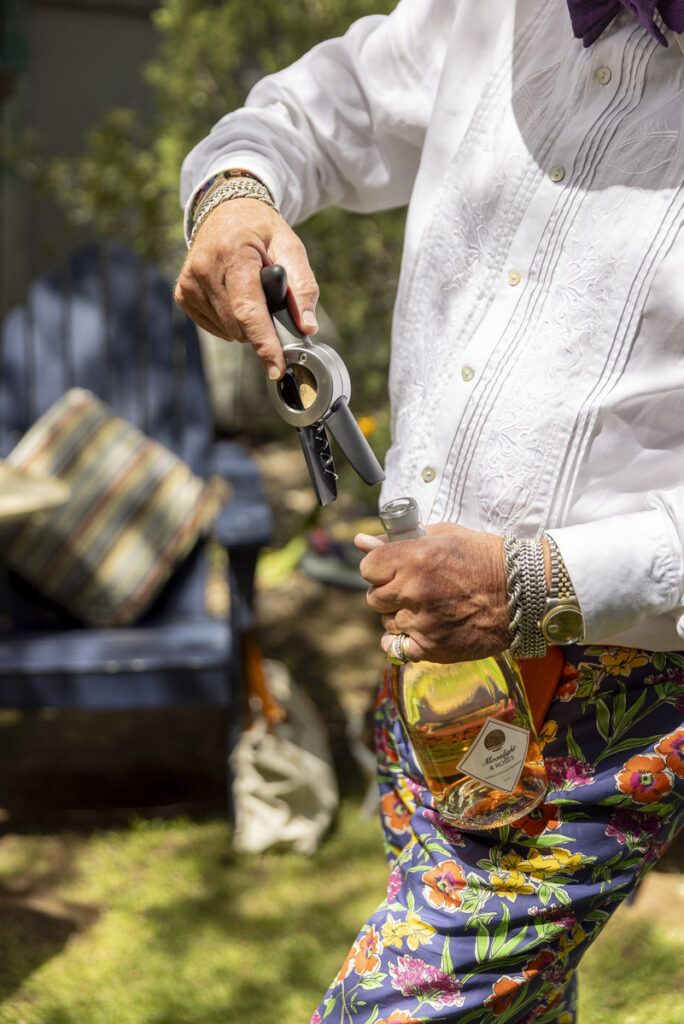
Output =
[{"x1": 567, "y1": 0, "x2": 684, "y2": 46}]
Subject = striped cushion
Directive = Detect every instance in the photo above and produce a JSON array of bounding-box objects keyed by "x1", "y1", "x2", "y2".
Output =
[{"x1": 0, "y1": 388, "x2": 228, "y2": 626}]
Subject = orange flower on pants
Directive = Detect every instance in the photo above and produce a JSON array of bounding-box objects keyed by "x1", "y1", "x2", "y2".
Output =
[
  {"x1": 312, "y1": 645, "x2": 683, "y2": 1024},
  {"x1": 353, "y1": 926, "x2": 381, "y2": 975},
  {"x1": 484, "y1": 976, "x2": 523, "y2": 1015},
  {"x1": 381, "y1": 791, "x2": 412, "y2": 834},
  {"x1": 655, "y1": 729, "x2": 684, "y2": 777},
  {"x1": 523, "y1": 948, "x2": 555, "y2": 978},
  {"x1": 512, "y1": 801, "x2": 563, "y2": 838},
  {"x1": 334, "y1": 926, "x2": 381, "y2": 983},
  {"x1": 527, "y1": 987, "x2": 564, "y2": 1020},
  {"x1": 615, "y1": 754, "x2": 673, "y2": 803},
  {"x1": 421, "y1": 859, "x2": 466, "y2": 911},
  {"x1": 556, "y1": 664, "x2": 579, "y2": 700},
  {"x1": 334, "y1": 944, "x2": 357, "y2": 984}
]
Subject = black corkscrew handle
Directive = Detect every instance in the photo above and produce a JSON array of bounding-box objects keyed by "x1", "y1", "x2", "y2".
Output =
[{"x1": 261, "y1": 264, "x2": 288, "y2": 312}]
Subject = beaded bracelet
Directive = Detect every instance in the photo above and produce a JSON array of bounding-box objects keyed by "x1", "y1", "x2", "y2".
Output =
[
  {"x1": 188, "y1": 169, "x2": 274, "y2": 226},
  {"x1": 188, "y1": 170, "x2": 278, "y2": 245}
]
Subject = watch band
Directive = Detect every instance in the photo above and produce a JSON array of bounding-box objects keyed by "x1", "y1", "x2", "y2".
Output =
[{"x1": 541, "y1": 535, "x2": 585, "y2": 645}]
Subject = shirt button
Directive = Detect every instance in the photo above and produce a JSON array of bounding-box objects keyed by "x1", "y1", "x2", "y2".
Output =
[
  {"x1": 421, "y1": 466, "x2": 436, "y2": 483},
  {"x1": 596, "y1": 66, "x2": 612, "y2": 85},
  {"x1": 507, "y1": 269, "x2": 521, "y2": 287},
  {"x1": 550, "y1": 166, "x2": 565, "y2": 182},
  {"x1": 461, "y1": 365, "x2": 475, "y2": 382}
]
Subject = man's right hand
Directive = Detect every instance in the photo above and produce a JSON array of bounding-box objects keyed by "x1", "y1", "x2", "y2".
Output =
[{"x1": 174, "y1": 198, "x2": 319, "y2": 380}]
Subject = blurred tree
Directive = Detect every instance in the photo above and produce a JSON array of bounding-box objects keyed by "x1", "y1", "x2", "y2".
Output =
[
  {"x1": 0, "y1": 0, "x2": 28, "y2": 103},
  {"x1": 39, "y1": 0, "x2": 406, "y2": 424}
]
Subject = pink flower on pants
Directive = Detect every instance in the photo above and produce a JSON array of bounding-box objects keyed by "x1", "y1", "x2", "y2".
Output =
[
  {"x1": 387, "y1": 864, "x2": 403, "y2": 903},
  {"x1": 605, "y1": 809, "x2": 660, "y2": 846},
  {"x1": 389, "y1": 956, "x2": 464, "y2": 1008},
  {"x1": 545, "y1": 756, "x2": 595, "y2": 791}
]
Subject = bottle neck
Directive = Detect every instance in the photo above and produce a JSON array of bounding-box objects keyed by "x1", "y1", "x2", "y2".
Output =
[
  {"x1": 379, "y1": 496, "x2": 426, "y2": 542},
  {"x1": 386, "y1": 524, "x2": 426, "y2": 542}
]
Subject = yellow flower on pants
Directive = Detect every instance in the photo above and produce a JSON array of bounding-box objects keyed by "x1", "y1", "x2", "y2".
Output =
[
  {"x1": 498, "y1": 850, "x2": 524, "y2": 872},
  {"x1": 381, "y1": 911, "x2": 436, "y2": 951},
  {"x1": 538, "y1": 719, "x2": 558, "y2": 749},
  {"x1": 381, "y1": 915, "x2": 406, "y2": 950},
  {"x1": 314, "y1": 645, "x2": 684, "y2": 1024},
  {"x1": 402, "y1": 910, "x2": 437, "y2": 950},
  {"x1": 517, "y1": 847, "x2": 584, "y2": 878},
  {"x1": 600, "y1": 648, "x2": 649, "y2": 675},
  {"x1": 558, "y1": 924, "x2": 587, "y2": 955},
  {"x1": 487, "y1": 851, "x2": 537, "y2": 899},
  {"x1": 489, "y1": 868, "x2": 535, "y2": 901}
]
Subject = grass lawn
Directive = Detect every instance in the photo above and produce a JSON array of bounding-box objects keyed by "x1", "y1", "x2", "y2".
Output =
[
  {"x1": 0, "y1": 801, "x2": 388, "y2": 1024},
  {"x1": 0, "y1": 798, "x2": 682, "y2": 1024}
]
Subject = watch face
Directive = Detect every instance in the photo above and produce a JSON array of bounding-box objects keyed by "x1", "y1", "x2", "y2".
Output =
[{"x1": 542, "y1": 606, "x2": 585, "y2": 645}]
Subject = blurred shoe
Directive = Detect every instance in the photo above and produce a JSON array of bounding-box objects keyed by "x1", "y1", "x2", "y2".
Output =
[{"x1": 300, "y1": 517, "x2": 379, "y2": 589}]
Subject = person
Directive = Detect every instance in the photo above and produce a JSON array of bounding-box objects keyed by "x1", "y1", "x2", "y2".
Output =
[{"x1": 175, "y1": 1, "x2": 684, "y2": 1020}]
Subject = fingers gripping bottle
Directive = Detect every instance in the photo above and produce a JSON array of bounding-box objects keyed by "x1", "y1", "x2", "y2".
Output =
[{"x1": 379, "y1": 497, "x2": 547, "y2": 829}]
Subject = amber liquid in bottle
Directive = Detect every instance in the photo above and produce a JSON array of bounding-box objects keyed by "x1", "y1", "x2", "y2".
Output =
[{"x1": 381, "y1": 498, "x2": 547, "y2": 830}]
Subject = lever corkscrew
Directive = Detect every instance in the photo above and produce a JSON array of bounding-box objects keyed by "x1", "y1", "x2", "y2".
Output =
[{"x1": 261, "y1": 264, "x2": 385, "y2": 506}]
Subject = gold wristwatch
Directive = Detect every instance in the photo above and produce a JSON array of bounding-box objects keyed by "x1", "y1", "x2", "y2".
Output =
[{"x1": 541, "y1": 535, "x2": 585, "y2": 645}]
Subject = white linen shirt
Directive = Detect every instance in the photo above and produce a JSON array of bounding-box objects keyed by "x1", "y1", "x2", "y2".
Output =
[{"x1": 181, "y1": 0, "x2": 684, "y2": 651}]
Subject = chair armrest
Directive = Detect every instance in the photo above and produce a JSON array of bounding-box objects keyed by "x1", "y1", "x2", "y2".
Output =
[{"x1": 210, "y1": 440, "x2": 273, "y2": 551}]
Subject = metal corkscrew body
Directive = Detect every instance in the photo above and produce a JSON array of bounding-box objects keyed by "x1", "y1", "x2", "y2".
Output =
[{"x1": 260, "y1": 264, "x2": 385, "y2": 505}]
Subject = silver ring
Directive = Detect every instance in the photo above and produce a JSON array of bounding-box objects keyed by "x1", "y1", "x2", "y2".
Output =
[{"x1": 387, "y1": 632, "x2": 412, "y2": 665}]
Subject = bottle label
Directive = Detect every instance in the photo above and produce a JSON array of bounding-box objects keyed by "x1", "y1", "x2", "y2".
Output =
[{"x1": 456, "y1": 717, "x2": 530, "y2": 795}]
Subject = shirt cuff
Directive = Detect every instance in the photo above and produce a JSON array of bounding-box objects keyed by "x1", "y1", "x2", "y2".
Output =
[
  {"x1": 547, "y1": 507, "x2": 684, "y2": 644},
  {"x1": 182, "y1": 153, "x2": 283, "y2": 244}
]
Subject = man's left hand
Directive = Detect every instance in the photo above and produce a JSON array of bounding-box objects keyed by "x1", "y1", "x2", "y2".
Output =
[{"x1": 355, "y1": 523, "x2": 510, "y2": 663}]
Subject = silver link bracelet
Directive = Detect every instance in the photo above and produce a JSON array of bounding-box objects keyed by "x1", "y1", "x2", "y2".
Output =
[
  {"x1": 190, "y1": 174, "x2": 278, "y2": 246},
  {"x1": 503, "y1": 533, "x2": 548, "y2": 659}
]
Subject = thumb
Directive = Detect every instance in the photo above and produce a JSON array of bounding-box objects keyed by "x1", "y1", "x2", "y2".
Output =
[
  {"x1": 354, "y1": 532, "x2": 387, "y2": 553},
  {"x1": 269, "y1": 226, "x2": 320, "y2": 336}
]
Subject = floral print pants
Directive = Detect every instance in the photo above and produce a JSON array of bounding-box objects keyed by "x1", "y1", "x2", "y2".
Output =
[{"x1": 311, "y1": 646, "x2": 684, "y2": 1024}]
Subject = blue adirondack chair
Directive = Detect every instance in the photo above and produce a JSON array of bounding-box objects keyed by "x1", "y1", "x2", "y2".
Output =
[{"x1": 0, "y1": 244, "x2": 272, "y2": 790}]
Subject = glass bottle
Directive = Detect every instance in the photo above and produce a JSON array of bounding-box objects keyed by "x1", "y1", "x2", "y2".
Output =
[{"x1": 379, "y1": 497, "x2": 547, "y2": 830}]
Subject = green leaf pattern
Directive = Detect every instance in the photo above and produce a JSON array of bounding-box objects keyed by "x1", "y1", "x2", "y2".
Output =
[{"x1": 311, "y1": 648, "x2": 684, "y2": 1024}]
